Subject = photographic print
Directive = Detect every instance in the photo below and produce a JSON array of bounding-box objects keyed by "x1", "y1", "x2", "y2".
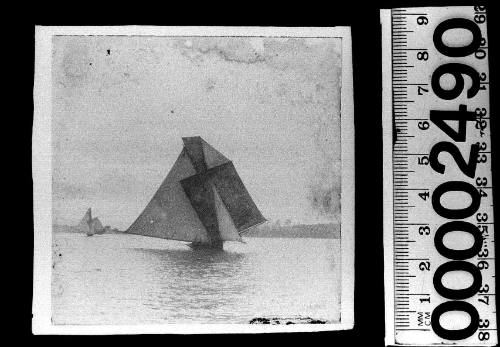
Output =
[{"x1": 32, "y1": 26, "x2": 354, "y2": 334}]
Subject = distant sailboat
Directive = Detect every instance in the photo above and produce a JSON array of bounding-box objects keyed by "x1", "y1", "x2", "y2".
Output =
[
  {"x1": 125, "y1": 136, "x2": 266, "y2": 250},
  {"x1": 77, "y1": 208, "x2": 105, "y2": 236}
]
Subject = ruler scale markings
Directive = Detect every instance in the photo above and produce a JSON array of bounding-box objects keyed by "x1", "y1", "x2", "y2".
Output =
[{"x1": 383, "y1": 6, "x2": 496, "y2": 346}]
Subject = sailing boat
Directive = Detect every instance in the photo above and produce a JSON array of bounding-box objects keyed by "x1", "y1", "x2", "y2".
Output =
[
  {"x1": 125, "y1": 136, "x2": 266, "y2": 250},
  {"x1": 77, "y1": 208, "x2": 105, "y2": 236}
]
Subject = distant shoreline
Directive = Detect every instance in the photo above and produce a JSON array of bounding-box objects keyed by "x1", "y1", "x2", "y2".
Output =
[
  {"x1": 52, "y1": 225, "x2": 123, "y2": 234},
  {"x1": 245, "y1": 223, "x2": 340, "y2": 239},
  {"x1": 53, "y1": 223, "x2": 340, "y2": 239}
]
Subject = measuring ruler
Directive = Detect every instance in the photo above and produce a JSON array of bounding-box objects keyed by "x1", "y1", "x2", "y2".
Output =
[{"x1": 382, "y1": 6, "x2": 496, "y2": 346}]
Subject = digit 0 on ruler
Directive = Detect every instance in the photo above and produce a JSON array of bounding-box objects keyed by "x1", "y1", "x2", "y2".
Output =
[{"x1": 382, "y1": 6, "x2": 496, "y2": 346}]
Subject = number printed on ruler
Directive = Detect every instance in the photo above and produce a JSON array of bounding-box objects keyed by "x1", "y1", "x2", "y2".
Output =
[{"x1": 381, "y1": 6, "x2": 496, "y2": 346}]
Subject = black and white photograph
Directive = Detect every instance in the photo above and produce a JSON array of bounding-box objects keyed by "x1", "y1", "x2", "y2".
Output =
[{"x1": 32, "y1": 26, "x2": 354, "y2": 334}]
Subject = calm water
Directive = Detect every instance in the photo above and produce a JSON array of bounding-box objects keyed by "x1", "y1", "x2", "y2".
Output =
[{"x1": 52, "y1": 233, "x2": 341, "y2": 325}]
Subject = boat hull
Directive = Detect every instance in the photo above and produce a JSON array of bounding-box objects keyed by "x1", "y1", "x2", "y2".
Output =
[{"x1": 187, "y1": 241, "x2": 223, "y2": 250}]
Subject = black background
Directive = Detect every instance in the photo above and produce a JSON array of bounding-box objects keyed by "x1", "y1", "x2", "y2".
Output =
[{"x1": 19, "y1": 0, "x2": 498, "y2": 345}]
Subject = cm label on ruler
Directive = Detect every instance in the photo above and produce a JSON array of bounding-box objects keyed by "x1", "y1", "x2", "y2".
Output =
[{"x1": 382, "y1": 6, "x2": 496, "y2": 346}]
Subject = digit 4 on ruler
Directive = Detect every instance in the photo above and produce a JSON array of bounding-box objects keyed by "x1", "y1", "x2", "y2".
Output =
[{"x1": 381, "y1": 6, "x2": 496, "y2": 346}]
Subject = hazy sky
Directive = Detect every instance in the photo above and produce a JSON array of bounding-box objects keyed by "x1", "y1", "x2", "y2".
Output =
[{"x1": 52, "y1": 35, "x2": 342, "y2": 229}]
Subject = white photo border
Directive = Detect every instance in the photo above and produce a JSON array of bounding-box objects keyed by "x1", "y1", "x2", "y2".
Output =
[{"x1": 32, "y1": 26, "x2": 354, "y2": 334}]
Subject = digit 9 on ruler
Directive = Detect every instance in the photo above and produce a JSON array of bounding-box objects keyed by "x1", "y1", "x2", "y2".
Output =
[{"x1": 381, "y1": 7, "x2": 496, "y2": 346}]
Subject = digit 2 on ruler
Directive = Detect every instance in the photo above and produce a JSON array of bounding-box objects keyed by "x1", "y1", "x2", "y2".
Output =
[{"x1": 382, "y1": 6, "x2": 496, "y2": 346}]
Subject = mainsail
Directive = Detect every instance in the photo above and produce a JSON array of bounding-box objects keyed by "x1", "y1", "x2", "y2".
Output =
[
  {"x1": 77, "y1": 208, "x2": 92, "y2": 234},
  {"x1": 126, "y1": 136, "x2": 266, "y2": 246},
  {"x1": 91, "y1": 218, "x2": 104, "y2": 234}
]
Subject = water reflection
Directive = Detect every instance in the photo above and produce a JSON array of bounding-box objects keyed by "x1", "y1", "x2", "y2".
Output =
[
  {"x1": 133, "y1": 247, "x2": 246, "y2": 271},
  {"x1": 52, "y1": 235, "x2": 341, "y2": 324},
  {"x1": 132, "y1": 247, "x2": 249, "y2": 318}
]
